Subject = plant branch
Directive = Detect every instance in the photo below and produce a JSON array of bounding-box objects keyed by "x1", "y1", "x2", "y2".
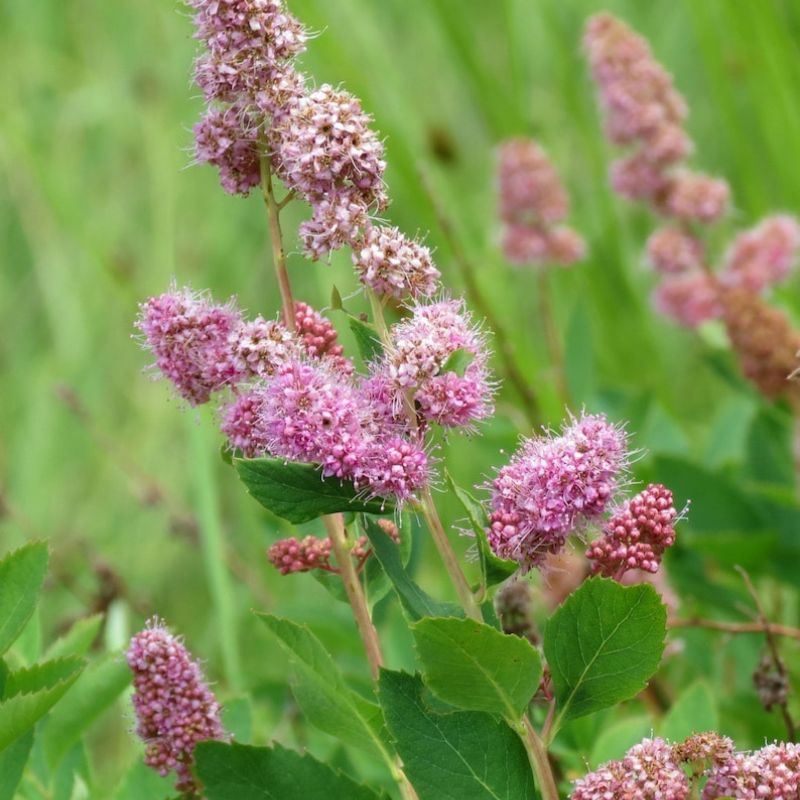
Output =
[
  {"x1": 323, "y1": 514, "x2": 384, "y2": 681},
  {"x1": 669, "y1": 618, "x2": 800, "y2": 641},
  {"x1": 418, "y1": 169, "x2": 542, "y2": 426},
  {"x1": 518, "y1": 717, "x2": 560, "y2": 800}
]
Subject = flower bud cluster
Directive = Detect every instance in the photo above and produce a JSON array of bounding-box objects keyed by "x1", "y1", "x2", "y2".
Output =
[
  {"x1": 494, "y1": 579, "x2": 539, "y2": 646},
  {"x1": 267, "y1": 519, "x2": 399, "y2": 575},
  {"x1": 126, "y1": 619, "x2": 226, "y2": 795},
  {"x1": 586, "y1": 483, "x2": 680, "y2": 578},
  {"x1": 487, "y1": 412, "x2": 629, "y2": 571},
  {"x1": 379, "y1": 297, "x2": 495, "y2": 430},
  {"x1": 497, "y1": 139, "x2": 585, "y2": 268},
  {"x1": 702, "y1": 742, "x2": 800, "y2": 799}
]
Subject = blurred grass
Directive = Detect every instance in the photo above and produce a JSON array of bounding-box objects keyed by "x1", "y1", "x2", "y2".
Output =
[{"x1": 2, "y1": 0, "x2": 800, "y2": 791}]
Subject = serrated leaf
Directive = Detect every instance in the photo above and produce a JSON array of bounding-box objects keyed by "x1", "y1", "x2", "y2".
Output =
[
  {"x1": 363, "y1": 517, "x2": 462, "y2": 620},
  {"x1": 235, "y1": 457, "x2": 393, "y2": 524},
  {"x1": 412, "y1": 617, "x2": 541, "y2": 720},
  {"x1": 42, "y1": 653, "x2": 130, "y2": 769},
  {"x1": 660, "y1": 681, "x2": 717, "y2": 742},
  {"x1": 348, "y1": 316, "x2": 384, "y2": 364},
  {"x1": 544, "y1": 578, "x2": 666, "y2": 725},
  {"x1": 445, "y1": 472, "x2": 517, "y2": 590},
  {"x1": 378, "y1": 671, "x2": 537, "y2": 800},
  {"x1": 0, "y1": 657, "x2": 85, "y2": 750},
  {"x1": 0, "y1": 542, "x2": 49, "y2": 657},
  {"x1": 0, "y1": 730, "x2": 33, "y2": 800},
  {"x1": 439, "y1": 348, "x2": 474, "y2": 377},
  {"x1": 195, "y1": 741, "x2": 386, "y2": 800},
  {"x1": 256, "y1": 614, "x2": 392, "y2": 763},
  {"x1": 45, "y1": 615, "x2": 104, "y2": 661}
]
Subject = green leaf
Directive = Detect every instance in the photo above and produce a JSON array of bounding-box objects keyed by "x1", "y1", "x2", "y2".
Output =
[
  {"x1": 256, "y1": 614, "x2": 391, "y2": 763},
  {"x1": 348, "y1": 316, "x2": 383, "y2": 363},
  {"x1": 0, "y1": 657, "x2": 85, "y2": 750},
  {"x1": 745, "y1": 407, "x2": 795, "y2": 487},
  {"x1": 42, "y1": 653, "x2": 130, "y2": 769},
  {"x1": 412, "y1": 617, "x2": 541, "y2": 719},
  {"x1": 0, "y1": 542, "x2": 49, "y2": 657},
  {"x1": 363, "y1": 517, "x2": 462, "y2": 620},
  {"x1": 439, "y1": 348, "x2": 474, "y2": 377},
  {"x1": 660, "y1": 680, "x2": 717, "y2": 742},
  {"x1": 331, "y1": 285, "x2": 345, "y2": 312},
  {"x1": 114, "y1": 758, "x2": 174, "y2": 800},
  {"x1": 378, "y1": 671, "x2": 537, "y2": 800},
  {"x1": 445, "y1": 472, "x2": 517, "y2": 589},
  {"x1": 195, "y1": 741, "x2": 385, "y2": 800},
  {"x1": 590, "y1": 715, "x2": 652, "y2": 766},
  {"x1": 221, "y1": 697, "x2": 253, "y2": 744},
  {"x1": 0, "y1": 730, "x2": 33, "y2": 800},
  {"x1": 235, "y1": 457, "x2": 393, "y2": 524},
  {"x1": 44, "y1": 614, "x2": 104, "y2": 661},
  {"x1": 544, "y1": 578, "x2": 666, "y2": 724}
]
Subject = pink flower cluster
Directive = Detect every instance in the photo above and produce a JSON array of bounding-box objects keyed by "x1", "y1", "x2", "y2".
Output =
[
  {"x1": 267, "y1": 519, "x2": 399, "y2": 575},
  {"x1": 190, "y1": 0, "x2": 308, "y2": 196},
  {"x1": 703, "y1": 742, "x2": 800, "y2": 799},
  {"x1": 487, "y1": 412, "x2": 629, "y2": 570},
  {"x1": 720, "y1": 214, "x2": 800, "y2": 293},
  {"x1": 586, "y1": 13, "x2": 800, "y2": 331},
  {"x1": 586, "y1": 483, "x2": 679, "y2": 578},
  {"x1": 381, "y1": 298, "x2": 495, "y2": 430},
  {"x1": 571, "y1": 738, "x2": 689, "y2": 800},
  {"x1": 584, "y1": 13, "x2": 729, "y2": 223},
  {"x1": 497, "y1": 139, "x2": 585, "y2": 267},
  {"x1": 352, "y1": 224, "x2": 441, "y2": 300},
  {"x1": 126, "y1": 620, "x2": 226, "y2": 794}
]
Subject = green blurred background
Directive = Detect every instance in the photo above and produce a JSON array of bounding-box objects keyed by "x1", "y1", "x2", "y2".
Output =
[{"x1": 2, "y1": 0, "x2": 800, "y2": 795}]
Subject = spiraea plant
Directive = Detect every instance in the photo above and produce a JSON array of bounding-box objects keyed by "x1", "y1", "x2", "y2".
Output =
[{"x1": 111, "y1": 2, "x2": 800, "y2": 799}]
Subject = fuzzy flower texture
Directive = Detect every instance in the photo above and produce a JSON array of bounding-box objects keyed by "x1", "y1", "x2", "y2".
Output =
[
  {"x1": 497, "y1": 138, "x2": 586, "y2": 268},
  {"x1": 572, "y1": 732, "x2": 800, "y2": 800},
  {"x1": 127, "y1": 620, "x2": 226, "y2": 794},
  {"x1": 138, "y1": 288, "x2": 494, "y2": 507},
  {"x1": 189, "y1": 0, "x2": 442, "y2": 301}
]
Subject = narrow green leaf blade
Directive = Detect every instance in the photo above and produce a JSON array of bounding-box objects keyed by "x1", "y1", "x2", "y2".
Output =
[
  {"x1": 0, "y1": 542, "x2": 49, "y2": 656},
  {"x1": 378, "y1": 671, "x2": 537, "y2": 800},
  {"x1": 445, "y1": 473, "x2": 517, "y2": 588},
  {"x1": 543, "y1": 578, "x2": 666, "y2": 722},
  {"x1": 235, "y1": 457, "x2": 392, "y2": 524},
  {"x1": 256, "y1": 614, "x2": 389, "y2": 762},
  {"x1": 363, "y1": 518, "x2": 462, "y2": 620},
  {"x1": 412, "y1": 617, "x2": 541, "y2": 719},
  {"x1": 42, "y1": 653, "x2": 131, "y2": 769},
  {"x1": 195, "y1": 741, "x2": 385, "y2": 800},
  {"x1": 45, "y1": 614, "x2": 104, "y2": 661},
  {"x1": 0, "y1": 657, "x2": 85, "y2": 750},
  {"x1": 0, "y1": 730, "x2": 33, "y2": 800},
  {"x1": 348, "y1": 316, "x2": 383, "y2": 364}
]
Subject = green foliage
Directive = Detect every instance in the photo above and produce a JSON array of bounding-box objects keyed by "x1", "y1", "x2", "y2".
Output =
[
  {"x1": 661, "y1": 681, "x2": 718, "y2": 742},
  {"x1": 347, "y1": 316, "x2": 384, "y2": 364},
  {"x1": 363, "y1": 517, "x2": 463, "y2": 620},
  {"x1": 235, "y1": 457, "x2": 392, "y2": 524},
  {"x1": 0, "y1": 657, "x2": 85, "y2": 751},
  {"x1": 0, "y1": 543, "x2": 48, "y2": 657},
  {"x1": 0, "y1": 731, "x2": 33, "y2": 800},
  {"x1": 195, "y1": 741, "x2": 386, "y2": 800},
  {"x1": 445, "y1": 473, "x2": 517, "y2": 590},
  {"x1": 42, "y1": 653, "x2": 130, "y2": 769},
  {"x1": 544, "y1": 578, "x2": 666, "y2": 724},
  {"x1": 378, "y1": 671, "x2": 538, "y2": 800},
  {"x1": 44, "y1": 615, "x2": 104, "y2": 661},
  {"x1": 257, "y1": 614, "x2": 391, "y2": 763},
  {"x1": 412, "y1": 616, "x2": 541, "y2": 719},
  {"x1": 590, "y1": 716, "x2": 653, "y2": 767},
  {"x1": 440, "y1": 348, "x2": 474, "y2": 377}
]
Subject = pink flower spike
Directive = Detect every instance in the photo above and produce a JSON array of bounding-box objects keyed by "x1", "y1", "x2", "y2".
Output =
[
  {"x1": 720, "y1": 214, "x2": 800, "y2": 292},
  {"x1": 487, "y1": 412, "x2": 629, "y2": 571},
  {"x1": 660, "y1": 171, "x2": 730, "y2": 224},
  {"x1": 127, "y1": 619, "x2": 226, "y2": 795},
  {"x1": 230, "y1": 316, "x2": 297, "y2": 379},
  {"x1": 652, "y1": 271, "x2": 722, "y2": 328},
  {"x1": 136, "y1": 286, "x2": 242, "y2": 405},
  {"x1": 646, "y1": 226, "x2": 705, "y2": 274},
  {"x1": 220, "y1": 389, "x2": 269, "y2": 457},
  {"x1": 702, "y1": 742, "x2": 800, "y2": 800},
  {"x1": 294, "y1": 301, "x2": 353, "y2": 374}
]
